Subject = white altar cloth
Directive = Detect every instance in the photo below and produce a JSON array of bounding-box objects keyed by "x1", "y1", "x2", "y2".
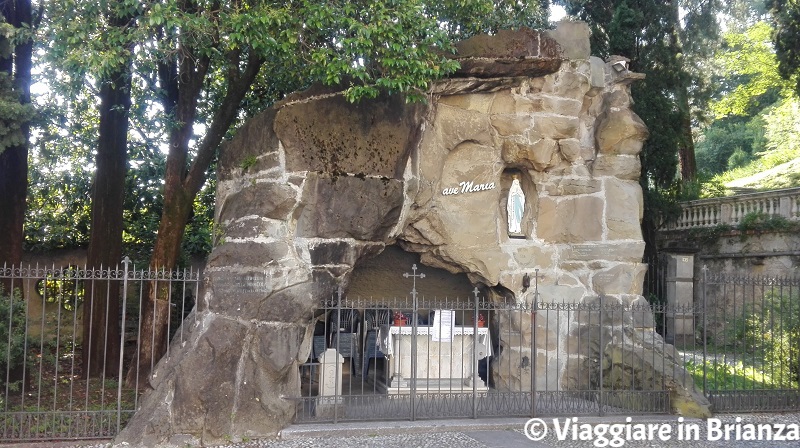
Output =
[{"x1": 377, "y1": 325, "x2": 492, "y2": 394}]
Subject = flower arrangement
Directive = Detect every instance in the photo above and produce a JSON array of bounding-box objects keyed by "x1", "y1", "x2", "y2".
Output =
[
  {"x1": 477, "y1": 313, "x2": 486, "y2": 327},
  {"x1": 393, "y1": 311, "x2": 407, "y2": 326}
]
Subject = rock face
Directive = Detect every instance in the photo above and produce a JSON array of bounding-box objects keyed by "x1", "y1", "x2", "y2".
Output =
[{"x1": 115, "y1": 21, "x2": 707, "y2": 447}]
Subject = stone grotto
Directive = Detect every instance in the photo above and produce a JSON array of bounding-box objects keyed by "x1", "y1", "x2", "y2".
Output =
[{"x1": 115, "y1": 21, "x2": 710, "y2": 447}]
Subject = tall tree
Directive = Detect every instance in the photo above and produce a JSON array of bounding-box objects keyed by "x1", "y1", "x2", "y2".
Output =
[
  {"x1": 768, "y1": 0, "x2": 800, "y2": 96},
  {"x1": 559, "y1": 0, "x2": 723, "y2": 184},
  {"x1": 44, "y1": 0, "x2": 548, "y2": 387},
  {"x1": 127, "y1": 0, "x2": 461, "y2": 387},
  {"x1": 82, "y1": 4, "x2": 135, "y2": 379},
  {"x1": 0, "y1": 0, "x2": 33, "y2": 281}
]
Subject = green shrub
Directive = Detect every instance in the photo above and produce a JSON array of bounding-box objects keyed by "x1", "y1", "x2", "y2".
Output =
[
  {"x1": 0, "y1": 285, "x2": 30, "y2": 389},
  {"x1": 710, "y1": 289, "x2": 800, "y2": 388},
  {"x1": 738, "y1": 211, "x2": 797, "y2": 233}
]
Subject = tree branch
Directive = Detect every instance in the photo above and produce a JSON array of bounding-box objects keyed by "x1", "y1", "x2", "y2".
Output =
[{"x1": 184, "y1": 50, "x2": 263, "y2": 194}]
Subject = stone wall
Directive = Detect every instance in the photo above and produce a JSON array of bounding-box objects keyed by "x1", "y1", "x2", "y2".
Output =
[{"x1": 115, "y1": 21, "x2": 707, "y2": 447}]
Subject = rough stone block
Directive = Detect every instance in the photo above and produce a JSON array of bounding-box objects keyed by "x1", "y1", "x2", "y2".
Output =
[
  {"x1": 596, "y1": 109, "x2": 648, "y2": 155},
  {"x1": 490, "y1": 114, "x2": 532, "y2": 137},
  {"x1": 532, "y1": 114, "x2": 579, "y2": 139},
  {"x1": 219, "y1": 109, "x2": 279, "y2": 182},
  {"x1": 537, "y1": 196, "x2": 604, "y2": 243},
  {"x1": 218, "y1": 182, "x2": 298, "y2": 224},
  {"x1": 277, "y1": 92, "x2": 425, "y2": 178},
  {"x1": 438, "y1": 92, "x2": 494, "y2": 113},
  {"x1": 561, "y1": 242, "x2": 645, "y2": 263},
  {"x1": 558, "y1": 138, "x2": 583, "y2": 162},
  {"x1": 561, "y1": 357, "x2": 596, "y2": 390},
  {"x1": 207, "y1": 241, "x2": 290, "y2": 268},
  {"x1": 222, "y1": 216, "x2": 287, "y2": 240},
  {"x1": 545, "y1": 176, "x2": 601, "y2": 196},
  {"x1": 591, "y1": 154, "x2": 641, "y2": 180},
  {"x1": 511, "y1": 244, "x2": 555, "y2": 269},
  {"x1": 295, "y1": 174, "x2": 404, "y2": 241},
  {"x1": 170, "y1": 318, "x2": 249, "y2": 437}
]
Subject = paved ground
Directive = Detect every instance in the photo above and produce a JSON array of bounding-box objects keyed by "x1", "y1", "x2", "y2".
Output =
[{"x1": 5, "y1": 413, "x2": 800, "y2": 447}]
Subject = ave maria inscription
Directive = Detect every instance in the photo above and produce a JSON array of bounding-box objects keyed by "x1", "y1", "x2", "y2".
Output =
[{"x1": 442, "y1": 181, "x2": 496, "y2": 196}]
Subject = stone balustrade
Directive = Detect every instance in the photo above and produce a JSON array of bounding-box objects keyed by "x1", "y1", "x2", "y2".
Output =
[{"x1": 665, "y1": 187, "x2": 800, "y2": 230}]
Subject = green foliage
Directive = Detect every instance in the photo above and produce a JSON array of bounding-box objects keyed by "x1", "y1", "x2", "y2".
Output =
[
  {"x1": 695, "y1": 115, "x2": 766, "y2": 175},
  {"x1": 701, "y1": 289, "x2": 800, "y2": 389},
  {"x1": 0, "y1": 73, "x2": 34, "y2": 154},
  {"x1": 559, "y1": 0, "x2": 723, "y2": 227},
  {"x1": 0, "y1": 286, "x2": 30, "y2": 384},
  {"x1": 767, "y1": 0, "x2": 800, "y2": 96},
  {"x1": 180, "y1": 179, "x2": 215, "y2": 260},
  {"x1": 34, "y1": 266, "x2": 84, "y2": 311},
  {"x1": 687, "y1": 223, "x2": 732, "y2": 244},
  {"x1": 737, "y1": 211, "x2": 797, "y2": 233},
  {"x1": 685, "y1": 358, "x2": 796, "y2": 391},
  {"x1": 0, "y1": 16, "x2": 34, "y2": 156},
  {"x1": 239, "y1": 155, "x2": 257, "y2": 171},
  {"x1": 28, "y1": 0, "x2": 550, "y2": 263},
  {"x1": 710, "y1": 22, "x2": 792, "y2": 117},
  {"x1": 428, "y1": 0, "x2": 549, "y2": 40},
  {"x1": 696, "y1": 21, "x2": 800, "y2": 193}
]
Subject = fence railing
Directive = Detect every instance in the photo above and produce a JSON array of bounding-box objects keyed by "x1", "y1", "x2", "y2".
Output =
[
  {"x1": 664, "y1": 187, "x2": 800, "y2": 230},
  {"x1": 0, "y1": 259, "x2": 201, "y2": 442},
  {"x1": 3, "y1": 259, "x2": 799, "y2": 440},
  {"x1": 291, "y1": 269, "x2": 683, "y2": 424},
  {"x1": 698, "y1": 270, "x2": 800, "y2": 412}
]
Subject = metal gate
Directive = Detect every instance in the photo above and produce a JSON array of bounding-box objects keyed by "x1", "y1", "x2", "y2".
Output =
[
  {"x1": 698, "y1": 271, "x2": 800, "y2": 412},
  {"x1": 0, "y1": 260, "x2": 200, "y2": 442},
  {"x1": 291, "y1": 265, "x2": 672, "y2": 423}
]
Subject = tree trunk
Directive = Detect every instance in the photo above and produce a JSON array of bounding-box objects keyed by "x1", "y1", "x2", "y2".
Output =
[
  {"x1": 677, "y1": 90, "x2": 697, "y2": 182},
  {"x1": 125, "y1": 183, "x2": 192, "y2": 388},
  {"x1": 124, "y1": 45, "x2": 263, "y2": 387},
  {"x1": 0, "y1": 145, "x2": 25, "y2": 268},
  {"x1": 0, "y1": 0, "x2": 31, "y2": 290},
  {"x1": 82, "y1": 58, "x2": 131, "y2": 378}
]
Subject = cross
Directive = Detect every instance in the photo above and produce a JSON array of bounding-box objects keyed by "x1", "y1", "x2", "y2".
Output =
[{"x1": 403, "y1": 263, "x2": 425, "y2": 298}]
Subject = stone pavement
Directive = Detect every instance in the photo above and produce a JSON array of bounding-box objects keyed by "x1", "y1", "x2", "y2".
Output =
[{"x1": 5, "y1": 414, "x2": 800, "y2": 447}]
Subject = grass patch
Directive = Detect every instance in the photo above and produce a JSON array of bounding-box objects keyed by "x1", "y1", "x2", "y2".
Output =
[{"x1": 685, "y1": 358, "x2": 799, "y2": 391}]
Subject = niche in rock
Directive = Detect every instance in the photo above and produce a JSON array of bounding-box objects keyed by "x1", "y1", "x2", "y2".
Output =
[
  {"x1": 348, "y1": 245, "x2": 475, "y2": 300},
  {"x1": 499, "y1": 168, "x2": 536, "y2": 240}
]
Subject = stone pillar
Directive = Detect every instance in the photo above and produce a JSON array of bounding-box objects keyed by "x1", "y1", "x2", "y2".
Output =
[
  {"x1": 720, "y1": 202, "x2": 733, "y2": 225},
  {"x1": 315, "y1": 348, "x2": 344, "y2": 418},
  {"x1": 666, "y1": 254, "x2": 695, "y2": 348}
]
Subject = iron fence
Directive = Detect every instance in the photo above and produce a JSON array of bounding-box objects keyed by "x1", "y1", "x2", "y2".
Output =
[
  {"x1": 3, "y1": 257, "x2": 799, "y2": 440},
  {"x1": 290, "y1": 268, "x2": 680, "y2": 424},
  {"x1": 0, "y1": 259, "x2": 200, "y2": 442},
  {"x1": 699, "y1": 270, "x2": 800, "y2": 412}
]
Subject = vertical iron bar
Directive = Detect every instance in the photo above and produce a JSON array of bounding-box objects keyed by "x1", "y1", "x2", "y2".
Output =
[
  {"x1": 4, "y1": 263, "x2": 14, "y2": 412},
  {"x1": 21, "y1": 265, "x2": 31, "y2": 411},
  {"x1": 101, "y1": 265, "x2": 111, "y2": 416},
  {"x1": 472, "y1": 287, "x2": 479, "y2": 419},
  {"x1": 37, "y1": 265, "x2": 48, "y2": 411},
  {"x1": 403, "y1": 264, "x2": 424, "y2": 421},
  {"x1": 84, "y1": 263, "x2": 94, "y2": 411},
  {"x1": 702, "y1": 266, "x2": 708, "y2": 396},
  {"x1": 531, "y1": 269, "x2": 538, "y2": 417},
  {"x1": 134, "y1": 264, "x2": 144, "y2": 406},
  {"x1": 52, "y1": 271, "x2": 63, "y2": 413},
  {"x1": 411, "y1": 281, "x2": 417, "y2": 421},
  {"x1": 117, "y1": 257, "x2": 130, "y2": 434},
  {"x1": 598, "y1": 299, "x2": 604, "y2": 417},
  {"x1": 165, "y1": 271, "x2": 174, "y2": 358},
  {"x1": 334, "y1": 287, "x2": 341, "y2": 424}
]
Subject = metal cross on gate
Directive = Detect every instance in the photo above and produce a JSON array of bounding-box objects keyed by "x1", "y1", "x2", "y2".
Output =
[
  {"x1": 402, "y1": 263, "x2": 425, "y2": 420},
  {"x1": 403, "y1": 263, "x2": 425, "y2": 299}
]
